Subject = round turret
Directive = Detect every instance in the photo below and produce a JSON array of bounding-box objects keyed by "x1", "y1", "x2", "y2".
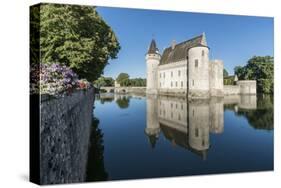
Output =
[
  {"x1": 146, "y1": 39, "x2": 161, "y2": 94},
  {"x1": 188, "y1": 45, "x2": 210, "y2": 98}
]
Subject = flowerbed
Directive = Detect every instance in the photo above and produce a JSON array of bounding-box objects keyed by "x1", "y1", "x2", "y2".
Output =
[{"x1": 30, "y1": 63, "x2": 91, "y2": 95}]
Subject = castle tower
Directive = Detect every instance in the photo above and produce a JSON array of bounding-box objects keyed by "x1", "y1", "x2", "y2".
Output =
[
  {"x1": 146, "y1": 39, "x2": 161, "y2": 94},
  {"x1": 210, "y1": 59, "x2": 224, "y2": 96},
  {"x1": 145, "y1": 95, "x2": 160, "y2": 148},
  {"x1": 188, "y1": 100, "x2": 210, "y2": 158},
  {"x1": 188, "y1": 32, "x2": 210, "y2": 98}
]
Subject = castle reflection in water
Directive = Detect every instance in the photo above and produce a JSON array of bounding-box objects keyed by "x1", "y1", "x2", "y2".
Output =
[
  {"x1": 101, "y1": 94, "x2": 257, "y2": 160},
  {"x1": 145, "y1": 94, "x2": 257, "y2": 160}
]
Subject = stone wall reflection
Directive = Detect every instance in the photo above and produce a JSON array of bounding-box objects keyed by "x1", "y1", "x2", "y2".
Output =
[{"x1": 145, "y1": 94, "x2": 258, "y2": 159}]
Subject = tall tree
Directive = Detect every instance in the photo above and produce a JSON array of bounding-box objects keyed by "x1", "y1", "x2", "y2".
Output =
[
  {"x1": 32, "y1": 3, "x2": 121, "y2": 82},
  {"x1": 116, "y1": 73, "x2": 129, "y2": 84},
  {"x1": 234, "y1": 56, "x2": 274, "y2": 93}
]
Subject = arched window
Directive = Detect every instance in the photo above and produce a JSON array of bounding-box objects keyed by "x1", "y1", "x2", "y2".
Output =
[{"x1": 202, "y1": 50, "x2": 205, "y2": 57}]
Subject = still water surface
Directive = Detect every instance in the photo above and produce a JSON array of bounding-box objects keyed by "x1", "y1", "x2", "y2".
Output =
[{"x1": 87, "y1": 94, "x2": 273, "y2": 181}]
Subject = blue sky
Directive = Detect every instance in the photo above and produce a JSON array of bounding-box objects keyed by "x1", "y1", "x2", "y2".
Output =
[{"x1": 97, "y1": 7, "x2": 273, "y2": 78}]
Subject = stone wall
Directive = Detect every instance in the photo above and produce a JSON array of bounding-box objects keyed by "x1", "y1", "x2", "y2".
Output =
[
  {"x1": 209, "y1": 60, "x2": 224, "y2": 97},
  {"x1": 223, "y1": 85, "x2": 240, "y2": 95},
  {"x1": 40, "y1": 88, "x2": 94, "y2": 184},
  {"x1": 237, "y1": 80, "x2": 257, "y2": 94},
  {"x1": 115, "y1": 87, "x2": 146, "y2": 94},
  {"x1": 223, "y1": 80, "x2": 257, "y2": 95}
]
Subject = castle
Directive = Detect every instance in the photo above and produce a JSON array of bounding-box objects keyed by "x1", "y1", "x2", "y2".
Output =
[
  {"x1": 144, "y1": 94, "x2": 257, "y2": 159},
  {"x1": 145, "y1": 33, "x2": 256, "y2": 98}
]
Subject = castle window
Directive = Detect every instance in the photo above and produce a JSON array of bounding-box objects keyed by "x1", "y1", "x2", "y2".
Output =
[
  {"x1": 195, "y1": 59, "x2": 199, "y2": 67},
  {"x1": 160, "y1": 82, "x2": 161, "y2": 87},
  {"x1": 202, "y1": 140, "x2": 205, "y2": 146},
  {"x1": 171, "y1": 71, "x2": 173, "y2": 77},
  {"x1": 192, "y1": 80, "x2": 194, "y2": 86},
  {"x1": 176, "y1": 104, "x2": 177, "y2": 109},
  {"x1": 160, "y1": 73, "x2": 161, "y2": 78},
  {"x1": 181, "y1": 81, "x2": 183, "y2": 88},
  {"x1": 171, "y1": 81, "x2": 173, "y2": 87},
  {"x1": 171, "y1": 112, "x2": 173, "y2": 118},
  {"x1": 181, "y1": 104, "x2": 183, "y2": 110},
  {"x1": 175, "y1": 81, "x2": 177, "y2": 87},
  {"x1": 202, "y1": 50, "x2": 205, "y2": 57},
  {"x1": 178, "y1": 114, "x2": 181, "y2": 121},
  {"x1": 178, "y1": 70, "x2": 181, "y2": 76},
  {"x1": 171, "y1": 103, "x2": 173, "y2": 108}
]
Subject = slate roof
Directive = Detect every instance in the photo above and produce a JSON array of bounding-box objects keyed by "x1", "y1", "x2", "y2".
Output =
[
  {"x1": 147, "y1": 39, "x2": 159, "y2": 54},
  {"x1": 160, "y1": 33, "x2": 208, "y2": 65}
]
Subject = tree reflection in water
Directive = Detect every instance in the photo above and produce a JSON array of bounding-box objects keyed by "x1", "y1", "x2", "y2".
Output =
[
  {"x1": 115, "y1": 95, "x2": 130, "y2": 109},
  {"x1": 236, "y1": 95, "x2": 273, "y2": 130},
  {"x1": 86, "y1": 117, "x2": 108, "y2": 181}
]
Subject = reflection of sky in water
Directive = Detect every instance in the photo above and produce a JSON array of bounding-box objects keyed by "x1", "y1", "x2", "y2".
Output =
[{"x1": 93, "y1": 94, "x2": 273, "y2": 180}]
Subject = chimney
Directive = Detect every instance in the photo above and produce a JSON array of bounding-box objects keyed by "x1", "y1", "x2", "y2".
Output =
[{"x1": 171, "y1": 40, "x2": 176, "y2": 50}]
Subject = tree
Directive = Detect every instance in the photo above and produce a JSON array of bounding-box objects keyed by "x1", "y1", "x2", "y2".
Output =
[
  {"x1": 104, "y1": 77, "x2": 114, "y2": 87},
  {"x1": 94, "y1": 76, "x2": 114, "y2": 87},
  {"x1": 223, "y1": 69, "x2": 229, "y2": 77},
  {"x1": 116, "y1": 73, "x2": 129, "y2": 85},
  {"x1": 94, "y1": 77, "x2": 107, "y2": 88},
  {"x1": 33, "y1": 4, "x2": 120, "y2": 82},
  {"x1": 234, "y1": 56, "x2": 274, "y2": 93}
]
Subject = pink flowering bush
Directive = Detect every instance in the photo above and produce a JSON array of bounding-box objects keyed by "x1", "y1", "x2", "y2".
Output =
[{"x1": 30, "y1": 63, "x2": 91, "y2": 95}]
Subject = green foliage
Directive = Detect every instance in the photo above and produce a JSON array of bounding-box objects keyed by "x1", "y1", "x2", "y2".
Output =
[
  {"x1": 223, "y1": 69, "x2": 229, "y2": 77},
  {"x1": 128, "y1": 78, "x2": 146, "y2": 87},
  {"x1": 116, "y1": 73, "x2": 146, "y2": 87},
  {"x1": 223, "y1": 76, "x2": 234, "y2": 85},
  {"x1": 116, "y1": 73, "x2": 129, "y2": 84},
  {"x1": 234, "y1": 56, "x2": 274, "y2": 93},
  {"x1": 30, "y1": 5, "x2": 40, "y2": 65},
  {"x1": 32, "y1": 4, "x2": 120, "y2": 82},
  {"x1": 94, "y1": 76, "x2": 114, "y2": 88}
]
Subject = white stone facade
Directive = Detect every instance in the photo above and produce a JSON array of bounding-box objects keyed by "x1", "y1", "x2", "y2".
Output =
[
  {"x1": 146, "y1": 33, "x2": 224, "y2": 98},
  {"x1": 145, "y1": 33, "x2": 256, "y2": 97}
]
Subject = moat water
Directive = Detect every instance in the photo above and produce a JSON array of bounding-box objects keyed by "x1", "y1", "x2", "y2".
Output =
[{"x1": 86, "y1": 93, "x2": 273, "y2": 181}]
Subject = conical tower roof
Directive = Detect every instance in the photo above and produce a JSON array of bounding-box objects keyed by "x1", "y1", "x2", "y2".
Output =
[{"x1": 147, "y1": 39, "x2": 159, "y2": 54}]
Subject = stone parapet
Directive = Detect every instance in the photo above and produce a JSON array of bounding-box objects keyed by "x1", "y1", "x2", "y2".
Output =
[{"x1": 39, "y1": 88, "x2": 94, "y2": 184}]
